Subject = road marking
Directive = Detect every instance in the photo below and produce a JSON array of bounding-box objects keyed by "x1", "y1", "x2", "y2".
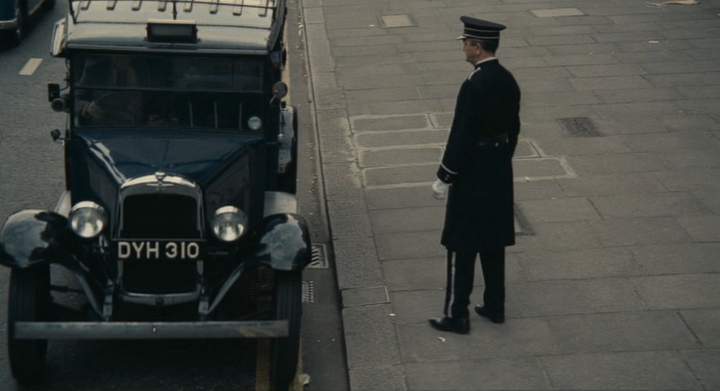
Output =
[{"x1": 19, "y1": 58, "x2": 43, "y2": 76}]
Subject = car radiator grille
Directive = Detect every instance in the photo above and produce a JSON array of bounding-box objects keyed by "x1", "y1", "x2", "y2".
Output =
[{"x1": 120, "y1": 194, "x2": 200, "y2": 294}]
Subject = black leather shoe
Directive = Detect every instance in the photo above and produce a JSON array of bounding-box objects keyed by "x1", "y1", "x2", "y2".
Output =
[
  {"x1": 428, "y1": 316, "x2": 470, "y2": 334},
  {"x1": 474, "y1": 305, "x2": 505, "y2": 324}
]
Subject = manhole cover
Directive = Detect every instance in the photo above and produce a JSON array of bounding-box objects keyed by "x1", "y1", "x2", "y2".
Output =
[
  {"x1": 308, "y1": 244, "x2": 328, "y2": 269},
  {"x1": 381, "y1": 14, "x2": 415, "y2": 28},
  {"x1": 302, "y1": 280, "x2": 315, "y2": 303},
  {"x1": 558, "y1": 117, "x2": 602, "y2": 137}
]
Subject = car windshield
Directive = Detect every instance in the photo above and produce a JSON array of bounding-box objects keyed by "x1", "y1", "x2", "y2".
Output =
[{"x1": 71, "y1": 53, "x2": 267, "y2": 129}]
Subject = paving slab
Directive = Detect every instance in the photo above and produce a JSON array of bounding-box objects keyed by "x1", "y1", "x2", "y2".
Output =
[
  {"x1": 589, "y1": 193, "x2": 709, "y2": 218},
  {"x1": 683, "y1": 350, "x2": 720, "y2": 391},
  {"x1": 510, "y1": 278, "x2": 644, "y2": 317},
  {"x1": 355, "y1": 130, "x2": 448, "y2": 149},
  {"x1": 359, "y1": 147, "x2": 442, "y2": 168},
  {"x1": 381, "y1": 258, "x2": 447, "y2": 292},
  {"x1": 547, "y1": 311, "x2": 699, "y2": 354},
  {"x1": 620, "y1": 131, "x2": 719, "y2": 152},
  {"x1": 517, "y1": 197, "x2": 600, "y2": 223},
  {"x1": 632, "y1": 243, "x2": 720, "y2": 275},
  {"x1": 514, "y1": 221, "x2": 601, "y2": 252},
  {"x1": 589, "y1": 217, "x2": 691, "y2": 247},
  {"x1": 365, "y1": 187, "x2": 444, "y2": 210},
  {"x1": 655, "y1": 168, "x2": 720, "y2": 192},
  {"x1": 678, "y1": 215, "x2": 720, "y2": 242},
  {"x1": 333, "y1": 237, "x2": 384, "y2": 290},
  {"x1": 681, "y1": 309, "x2": 720, "y2": 347},
  {"x1": 558, "y1": 172, "x2": 668, "y2": 196},
  {"x1": 375, "y1": 230, "x2": 444, "y2": 261},
  {"x1": 369, "y1": 206, "x2": 444, "y2": 233},
  {"x1": 693, "y1": 189, "x2": 720, "y2": 214},
  {"x1": 364, "y1": 164, "x2": 435, "y2": 187},
  {"x1": 634, "y1": 274, "x2": 720, "y2": 310},
  {"x1": 342, "y1": 286, "x2": 390, "y2": 307},
  {"x1": 404, "y1": 358, "x2": 550, "y2": 390},
  {"x1": 349, "y1": 365, "x2": 407, "y2": 391},
  {"x1": 514, "y1": 180, "x2": 566, "y2": 201},
  {"x1": 530, "y1": 8, "x2": 585, "y2": 18},
  {"x1": 398, "y1": 318, "x2": 557, "y2": 363},
  {"x1": 541, "y1": 351, "x2": 701, "y2": 390},
  {"x1": 518, "y1": 247, "x2": 640, "y2": 281},
  {"x1": 343, "y1": 304, "x2": 401, "y2": 369},
  {"x1": 536, "y1": 136, "x2": 632, "y2": 156}
]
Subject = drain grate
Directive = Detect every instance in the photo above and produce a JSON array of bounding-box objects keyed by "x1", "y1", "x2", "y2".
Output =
[
  {"x1": 558, "y1": 117, "x2": 603, "y2": 137},
  {"x1": 308, "y1": 244, "x2": 328, "y2": 269},
  {"x1": 302, "y1": 280, "x2": 315, "y2": 303}
]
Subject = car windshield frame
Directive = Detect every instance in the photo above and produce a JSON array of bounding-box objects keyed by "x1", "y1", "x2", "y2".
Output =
[{"x1": 70, "y1": 52, "x2": 269, "y2": 131}]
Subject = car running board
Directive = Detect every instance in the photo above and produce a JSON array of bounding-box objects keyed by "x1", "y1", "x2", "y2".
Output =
[{"x1": 14, "y1": 320, "x2": 288, "y2": 339}]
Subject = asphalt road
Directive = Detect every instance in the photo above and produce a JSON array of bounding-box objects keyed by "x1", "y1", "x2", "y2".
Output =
[{"x1": 0, "y1": 0, "x2": 348, "y2": 389}]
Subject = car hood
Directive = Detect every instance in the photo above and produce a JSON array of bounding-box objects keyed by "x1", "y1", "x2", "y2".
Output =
[{"x1": 72, "y1": 129, "x2": 263, "y2": 187}]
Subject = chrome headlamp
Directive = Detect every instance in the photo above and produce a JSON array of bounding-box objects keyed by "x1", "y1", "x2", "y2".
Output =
[
  {"x1": 211, "y1": 206, "x2": 248, "y2": 242},
  {"x1": 69, "y1": 201, "x2": 108, "y2": 239},
  {"x1": 247, "y1": 116, "x2": 263, "y2": 131}
]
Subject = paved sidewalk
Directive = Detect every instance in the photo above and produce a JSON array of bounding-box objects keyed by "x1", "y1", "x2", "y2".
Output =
[{"x1": 300, "y1": 0, "x2": 720, "y2": 389}]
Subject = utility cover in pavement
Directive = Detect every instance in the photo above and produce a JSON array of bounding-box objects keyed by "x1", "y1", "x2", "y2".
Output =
[
  {"x1": 381, "y1": 14, "x2": 415, "y2": 28},
  {"x1": 308, "y1": 244, "x2": 328, "y2": 269},
  {"x1": 302, "y1": 280, "x2": 315, "y2": 303},
  {"x1": 558, "y1": 117, "x2": 603, "y2": 137}
]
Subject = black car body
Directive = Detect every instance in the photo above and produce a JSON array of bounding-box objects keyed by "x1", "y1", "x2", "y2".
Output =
[
  {"x1": 0, "y1": 0, "x2": 53, "y2": 45},
  {"x1": 0, "y1": 0, "x2": 308, "y2": 388}
]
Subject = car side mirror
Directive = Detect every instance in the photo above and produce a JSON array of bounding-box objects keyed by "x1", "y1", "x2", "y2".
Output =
[{"x1": 270, "y1": 81, "x2": 288, "y2": 105}]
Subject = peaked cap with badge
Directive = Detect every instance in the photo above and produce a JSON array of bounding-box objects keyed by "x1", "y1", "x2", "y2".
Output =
[{"x1": 456, "y1": 16, "x2": 506, "y2": 41}]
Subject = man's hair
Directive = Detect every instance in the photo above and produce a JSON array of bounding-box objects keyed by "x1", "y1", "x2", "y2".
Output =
[{"x1": 467, "y1": 38, "x2": 499, "y2": 54}]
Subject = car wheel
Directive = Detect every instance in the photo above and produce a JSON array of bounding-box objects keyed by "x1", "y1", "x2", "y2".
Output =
[
  {"x1": 271, "y1": 271, "x2": 302, "y2": 391},
  {"x1": 7, "y1": 266, "x2": 50, "y2": 384},
  {"x1": 8, "y1": 0, "x2": 27, "y2": 46}
]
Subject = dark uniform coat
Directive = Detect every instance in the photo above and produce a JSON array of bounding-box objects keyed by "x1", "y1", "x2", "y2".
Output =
[{"x1": 437, "y1": 59, "x2": 521, "y2": 252}]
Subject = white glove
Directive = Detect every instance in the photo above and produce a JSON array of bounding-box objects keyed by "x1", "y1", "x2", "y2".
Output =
[{"x1": 432, "y1": 179, "x2": 449, "y2": 200}]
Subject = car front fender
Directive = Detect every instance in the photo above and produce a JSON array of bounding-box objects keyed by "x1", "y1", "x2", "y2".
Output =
[
  {"x1": 251, "y1": 213, "x2": 311, "y2": 271},
  {"x1": 0, "y1": 209, "x2": 73, "y2": 269}
]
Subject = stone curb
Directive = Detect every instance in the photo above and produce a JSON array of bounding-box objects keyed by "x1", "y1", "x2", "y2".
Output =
[{"x1": 301, "y1": 1, "x2": 408, "y2": 390}]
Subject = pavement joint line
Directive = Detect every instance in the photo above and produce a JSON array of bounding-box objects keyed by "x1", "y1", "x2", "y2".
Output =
[
  {"x1": 351, "y1": 128, "x2": 448, "y2": 135},
  {"x1": 19, "y1": 58, "x2": 43, "y2": 76}
]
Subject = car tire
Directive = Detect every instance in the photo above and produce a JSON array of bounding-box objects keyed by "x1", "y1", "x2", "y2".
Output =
[
  {"x1": 8, "y1": 0, "x2": 27, "y2": 47},
  {"x1": 271, "y1": 271, "x2": 302, "y2": 391},
  {"x1": 7, "y1": 266, "x2": 50, "y2": 384}
]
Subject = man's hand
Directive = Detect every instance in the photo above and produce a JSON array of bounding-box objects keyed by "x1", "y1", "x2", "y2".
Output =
[{"x1": 432, "y1": 179, "x2": 450, "y2": 200}]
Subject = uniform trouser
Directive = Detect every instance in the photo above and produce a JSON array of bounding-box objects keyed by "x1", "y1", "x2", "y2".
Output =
[{"x1": 443, "y1": 248, "x2": 505, "y2": 318}]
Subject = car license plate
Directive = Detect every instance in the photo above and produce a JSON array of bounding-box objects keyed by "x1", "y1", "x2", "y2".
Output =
[{"x1": 116, "y1": 240, "x2": 203, "y2": 261}]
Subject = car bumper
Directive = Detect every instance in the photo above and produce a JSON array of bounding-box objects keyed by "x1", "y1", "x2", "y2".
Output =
[
  {"x1": 14, "y1": 320, "x2": 289, "y2": 339},
  {"x1": 0, "y1": 19, "x2": 18, "y2": 30}
]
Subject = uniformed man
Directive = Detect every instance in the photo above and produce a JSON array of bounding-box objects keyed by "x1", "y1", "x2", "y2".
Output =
[{"x1": 429, "y1": 16, "x2": 521, "y2": 334}]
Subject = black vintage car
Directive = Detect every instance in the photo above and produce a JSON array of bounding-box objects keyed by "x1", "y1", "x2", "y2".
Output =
[{"x1": 0, "y1": 0, "x2": 308, "y2": 389}]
